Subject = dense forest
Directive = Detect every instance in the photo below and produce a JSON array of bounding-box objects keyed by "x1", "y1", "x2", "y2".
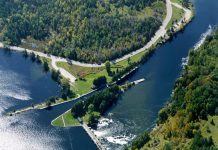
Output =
[
  {"x1": 0, "y1": 0, "x2": 165, "y2": 63},
  {"x1": 129, "y1": 28, "x2": 218, "y2": 150}
]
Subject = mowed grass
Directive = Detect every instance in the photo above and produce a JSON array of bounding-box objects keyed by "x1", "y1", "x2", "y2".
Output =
[
  {"x1": 56, "y1": 62, "x2": 104, "y2": 78},
  {"x1": 54, "y1": 0, "x2": 183, "y2": 97},
  {"x1": 57, "y1": 49, "x2": 148, "y2": 96},
  {"x1": 112, "y1": 51, "x2": 146, "y2": 68},
  {"x1": 167, "y1": 5, "x2": 184, "y2": 30},
  {"x1": 71, "y1": 69, "x2": 112, "y2": 95},
  {"x1": 52, "y1": 110, "x2": 80, "y2": 127},
  {"x1": 57, "y1": 62, "x2": 112, "y2": 95}
]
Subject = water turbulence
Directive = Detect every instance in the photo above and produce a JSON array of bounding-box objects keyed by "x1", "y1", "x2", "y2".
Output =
[
  {"x1": 93, "y1": 117, "x2": 135, "y2": 149},
  {"x1": 181, "y1": 25, "x2": 215, "y2": 69},
  {"x1": 193, "y1": 25, "x2": 214, "y2": 50},
  {"x1": 0, "y1": 0, "x2": 217, "y2": 149}
]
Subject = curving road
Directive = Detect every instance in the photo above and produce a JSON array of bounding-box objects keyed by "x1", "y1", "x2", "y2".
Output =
[
  {"x1": 0, "y1": 43, "x2": 77, "y2": 83},
  {"x1": 171, "y1": 2, "x2": 192, "y2": 30},
  {"x1": 0, "y1": 0, "x2": 192, "y2": 83}
]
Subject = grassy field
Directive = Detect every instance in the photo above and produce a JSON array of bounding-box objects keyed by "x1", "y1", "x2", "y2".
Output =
[
  {"x1": 167, "y1": 5, "x2": 184, "y2": 30},
  {"x1": 49, "y1": 0, "x2": 186, "y2": 99},
  {"x1": 56, "y1": 49, "x2": 148, "y2": 95},
  {"x1": 52, "y1": 110, "x2": 80, "y2": 127},
  {"x1": 50, "y1": 0, "x2": 190, "y2": 128},
  {"x1": 57, "y1": 62, "x2": 112, "y2": 95}
]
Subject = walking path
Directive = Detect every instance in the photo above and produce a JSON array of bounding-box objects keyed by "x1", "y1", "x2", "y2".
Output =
[
  {"x1": 171, "y1": 2, "x2": 192, "y2": 30},
  {"x1": 62, "y1": 115, "x2": 66, "y2": 127},
  {"x1": 0, "y1": 0, "x2": 192, "y2": 84}
]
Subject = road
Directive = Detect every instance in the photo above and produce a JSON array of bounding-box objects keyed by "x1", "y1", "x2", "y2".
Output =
[
  {"x1": 0, "y1": 0, "x2": 192, "y2": 84},
  {"x1": 0, "y1": 43, "x2": 77, "y2": 83},
  {"x1": 171, "y1": 2, "x2": 192, "y2": 30}
]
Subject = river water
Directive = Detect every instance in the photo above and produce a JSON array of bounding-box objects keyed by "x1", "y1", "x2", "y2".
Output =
[{"x1": 0, "y1": 0, "x2": 217, "y2": 149}]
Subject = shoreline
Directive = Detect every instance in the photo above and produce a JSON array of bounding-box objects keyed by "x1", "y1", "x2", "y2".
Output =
[
  {"x1": 0, "y1": 0, "x2": 180, "y2": 68},
  {"x1": 0, "y1": 1, "x2": 195, "y2": 150},
  {"x1": 2, "y1": 0, "x2": 194, "y2": 119},
  {"x1": 0, "y1": 0, "x2": 193, "y2": 69}
]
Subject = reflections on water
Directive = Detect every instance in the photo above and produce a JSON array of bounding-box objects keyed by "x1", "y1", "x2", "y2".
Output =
[
  {"x1": 0, "y1": 63, "x2": 61, "y2": 150},
  {"x1": 0, "y1": 50, "x2": 97, "y2": 150},
  {"x1": 93, "y1": 0, "x2": 218, "y2": 149},
  {"x1": 0, "y1": 70, "x2": 31, "y2": 101},
  {"x1": 0, "y1": 0, "x2": 218, "y2": 149}
]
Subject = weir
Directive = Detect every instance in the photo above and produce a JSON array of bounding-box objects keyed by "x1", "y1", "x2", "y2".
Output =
[{"x1": 82, "y1": 123, "x2": 105, "y2": 150}]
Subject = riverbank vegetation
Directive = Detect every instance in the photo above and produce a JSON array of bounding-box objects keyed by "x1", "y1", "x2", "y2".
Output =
[
  {"x1": 166, "y1": 5, "x2": 184, "y2": 30},
  {"x1": 55, "y1": 45, "x2": 156, "y2": 96},
  {"x1": 71, "y1": 85, "x2": 120, "y2": 126},
  {"x1": 132, "y1": 28, "x2": 218, "y2": 149},
  {"x1": 21, "y1": 50, "x2": 76, "y2": 107},
  {"x1": 0, "y1": 0, "x2": 166, "y2": 63}
]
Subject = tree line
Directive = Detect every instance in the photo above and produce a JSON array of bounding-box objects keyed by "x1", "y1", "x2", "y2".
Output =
[
  {"x1": 0, "y1": 0, "x2": 164, "y2": 63},
  {"x1": 71, "y1": 85, "x2": 120, "y2": 125},
  {"x1": 155, "y1": 28, "x2": 218, "y2": 149}
]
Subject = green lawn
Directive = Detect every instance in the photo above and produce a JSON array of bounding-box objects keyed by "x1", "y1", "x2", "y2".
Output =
[
  {"x1": 167, "y1": 5, "x2": 184, "y2": 30},
  {"x1": 56, "y1": 50, "x2": 149, "y2": 95},
  {"x1": 56, "y1": 62, "x2": 104, "y2": 78},
  {"x1": 50, "y1": 0, "x2": 190, "y2": 129},
  {"x1": 57, "y1": 62, "x2": 112, "y2": 95},
  {"x1": 48, "y1": 0, "x2": 185, "y2": 102},
  {"x1": 52, "y1": 109, "x2": 101, "y2": 127},
  {"x1": 52, "y1": 110, "x2": 80, "y2": 127}
]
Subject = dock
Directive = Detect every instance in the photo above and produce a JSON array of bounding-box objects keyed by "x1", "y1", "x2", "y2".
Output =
[
  {"x1": 133, "y1": 78, "x2": 145, "y2": 84},
  {"x1": 82, "y1": 123, "x2": 105, "y2": 150}
]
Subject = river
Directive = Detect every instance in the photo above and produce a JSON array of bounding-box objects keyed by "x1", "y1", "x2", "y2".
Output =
[{"x1": 0, "y1": 0, "x2": 218, "y2": 149}]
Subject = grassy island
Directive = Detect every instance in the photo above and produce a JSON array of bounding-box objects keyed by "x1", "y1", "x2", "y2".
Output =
[{"x1": 52, "y1": 85, "x2": 121, "y2": 127}]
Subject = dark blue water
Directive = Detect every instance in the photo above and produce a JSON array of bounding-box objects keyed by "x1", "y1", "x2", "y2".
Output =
[
  {"x1": 0, "y1": 0, "x2": 217, "y2": 149},
  {"x1": 0, "y1": 50, "x2": 98, "y2": 150},
  {"x1": 94, "y1": 0, "x2": 218, "y2": 149}
]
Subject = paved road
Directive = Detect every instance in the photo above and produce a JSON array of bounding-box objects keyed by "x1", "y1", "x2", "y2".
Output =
[
  {"x1": 0, "y1": 0, "x2": 192, "y2": 84},
  {"x1": 0, "y1": 43, "x2": 77, "y2": 83},
  {"x1": 0, "y1": 0, "x2": 173, "y2": 67}
]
